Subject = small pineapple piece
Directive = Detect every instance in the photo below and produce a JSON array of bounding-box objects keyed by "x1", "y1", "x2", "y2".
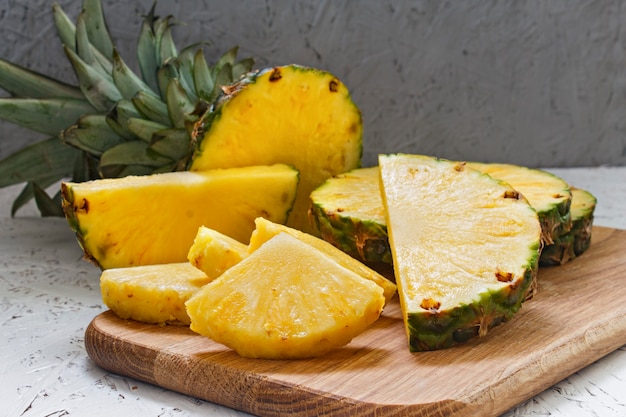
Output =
[
  {"x1": 188, "y1": 226, "x2": 248, "y2": 279},
  {"x1": 190, "y1": 65, "x2": 363, "y2": 234},
  {"x1": 185, "y1": 232, "x2": 385, "y2": 359},
  {"x1": 379, "y1": 154, "x2": 541, "y2": 351},
  {"x1": 540, "y1": 187, "x2": 596, "y2": 266},
  {"x1": 249, "y1": 217, "x2": 397, "y2": 304},
  {"x1": 101, "y1": 263, "x2": 211, "y2": 325},
  {"x1": 61, "y1": 164, "x2": 299, "y2": 269}
]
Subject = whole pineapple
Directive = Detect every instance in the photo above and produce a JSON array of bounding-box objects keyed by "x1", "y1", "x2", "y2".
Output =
[{"x1": 0, "y1": 0, "x2": 254, "y2": 216}]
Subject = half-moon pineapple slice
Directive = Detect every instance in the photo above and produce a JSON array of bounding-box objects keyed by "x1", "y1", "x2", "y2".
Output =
[
  {"x1": 185, "y1": 232, "x2": 385, "y2": 359},
  {"x1": 539, "y1": 187, "x2": 596, "y2": 266},
  {"x1": 379, "y1": 154, "x2": 541, "y2": 351}
]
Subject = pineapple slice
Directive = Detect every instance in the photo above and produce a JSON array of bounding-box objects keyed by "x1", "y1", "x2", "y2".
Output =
[
  {"x1": 249, "y1": 217, "x2": 397, "y2": 303},
  {"x1": 540, "y1": 187, "x2": 596, "y2": 266},
  {"x1": 467, "y1": 162, "x2": 572, "y2": 245},
  {"x1": 379, "y1": 154, "x2": 541, "y2": 351},
  {"x1": 185, "y1": 232, "x2": 385, "y2": 359},
  {"x1": 188, "y1": 226, "x2": 248, "y2": 279},
  {"x1": 61, "y1": 164, "x2": 299, "y2": 269},
  {"x1": 189, "y1": 65, "x2": 363, "y2": 234},
  {"x1": 101, "y1": 263, "x2": 211, "y2": 325},
  {"x1": 309, "y1": 167, "x2": 390, "y2": 264}
]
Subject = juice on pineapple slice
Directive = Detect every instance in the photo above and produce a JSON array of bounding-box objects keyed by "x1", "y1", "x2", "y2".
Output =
[
  {"x1": 185, "y1": 232, "x2": 385, "y2": 359},
  {"x1": 101, "y1": 262, "x2": 211, "y2": 325},
  {"x1": 188, "y1": 226, "x2": 249, "y2": 279}
]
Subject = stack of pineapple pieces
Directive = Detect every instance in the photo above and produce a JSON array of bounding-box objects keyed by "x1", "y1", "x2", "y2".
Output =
[{"x1": 101, "y1": 218, "x2": 396, "y2": 359}]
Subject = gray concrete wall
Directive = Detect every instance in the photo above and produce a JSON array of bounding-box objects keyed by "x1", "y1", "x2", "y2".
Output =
[{"x1": 1, "y1": 0, "x2": 625, "y2": 168}]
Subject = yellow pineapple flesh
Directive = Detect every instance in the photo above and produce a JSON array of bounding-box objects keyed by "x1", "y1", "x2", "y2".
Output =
[
  {"x1": 249, "y1": 217, "x2": 397, "y2": 303},
  {"x1": 61, "y1": 164, "x2": 299, "y2": 269},
  {"x1": 188, "y1": 226, "x2": 249, "y2": 279},
  {"x1": 189, "y1": 65, "x2": 363, "y2": 234},
  {"x1": 101, "y1": 263, "x2": 211, "y2": 325},
  {"x1": 185, "y1": 232, "x2": 385, "y2": 359}
]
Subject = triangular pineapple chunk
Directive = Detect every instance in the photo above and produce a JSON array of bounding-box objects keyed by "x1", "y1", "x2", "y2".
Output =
[
  {"x1": 249, "y1": 217, "x2": 397, "y2": 303},
  {"x1": 185, "y1": 232, "x2": 385, "y2": 359},
  {"x1": 101, "y1": 262, "x2": 211, "y2": 325},
  {"x1": 379, "y1": 154, "x2": 541, "y2": 351},
  {"x1": 188, "y1": 226, "x2": 249, "y2": 279}
]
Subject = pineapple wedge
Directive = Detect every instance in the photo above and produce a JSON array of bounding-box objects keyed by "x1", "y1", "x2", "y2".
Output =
[
  {"x1": 188, "y1": 226, "x2": 249, "y2": 279},
  {"x1": 61, "y1": 164, "x2": 299, "y2": 269},
  {"x1": 189, "y1": 65, "x2": 363, "y2": 234},
  {"x1": 249, "y1": 217, "x2": 397, "y2": 304},
  {"x1": 540, "y1": 187, "x2": 596, "y2": 266},
  {"x1": 379, "y1": 154, "x2": 541, "y2": 351},
  {"x1": 101, "y1": 263, "x2": 211, "y2": 325},
  {"x1": 185, "y1": 232, "x2": 385, "y2": 359}
]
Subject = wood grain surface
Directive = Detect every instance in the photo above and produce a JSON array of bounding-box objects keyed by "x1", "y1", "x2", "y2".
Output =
[{"x1": 84, "y1": 226, "x2": 626, "y2": 417}]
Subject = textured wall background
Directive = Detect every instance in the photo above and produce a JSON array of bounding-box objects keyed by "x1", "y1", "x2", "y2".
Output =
[{"x1": 1, "y1": 0, "x2": 625, "y2": 168}]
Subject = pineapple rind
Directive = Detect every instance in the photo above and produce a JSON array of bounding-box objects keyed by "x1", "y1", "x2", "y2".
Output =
[{"x1": 380, "y1": 154, "x2": 541, "y2": 351}]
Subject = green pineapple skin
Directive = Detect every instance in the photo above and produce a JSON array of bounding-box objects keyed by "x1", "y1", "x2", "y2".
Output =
[
  {"x1": 309, "y1": 202, "x2": 391, "y2": 265},
  {"x1": 406, "y1": 240, "x2": 539, "y2": 352}
]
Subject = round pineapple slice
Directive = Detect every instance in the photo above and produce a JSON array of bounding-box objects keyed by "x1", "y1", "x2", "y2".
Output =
[
  {"x1": 540, "y1": 187, "x2": 596, "y2": 266},
  {"x1": 185, "y1": 232, "x2": 385, "y2": 359},
  {"x1": 379, "y1": 154, "x2": 542, "y2": 351},
  {"x1": 189, "y1": 65, "x2": 363, "y2": 234},
  {"x1": 310, "y1": 167, "x2": 391, "y2": 264},
  {"x1": 101, "y1": 262, "x2": 211, "y2": 325}
]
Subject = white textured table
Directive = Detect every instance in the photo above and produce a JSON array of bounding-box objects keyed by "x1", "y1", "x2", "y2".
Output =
[{"x1": 1, "y1": 167, "x2": 625, "y2": 417}]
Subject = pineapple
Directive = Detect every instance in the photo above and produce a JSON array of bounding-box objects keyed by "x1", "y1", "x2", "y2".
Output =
[
  {"x1": 61, "y1": 164, "x2": 299, "y2": 269},
  {"x1": 185, "y1": 232, "x2": 385, "y2": 359},
  {"x1": 100, "y1": 262, "x2": 211, "y2": 325},
  {"x1": 0, "y1": 1, "x2": 363, "y2": 233},
  {"x1": 309, "y1": 166, "x2": 390, "y2": 264},
  {"x1": 310, "y1": 163, "x2": 574, "y2": 264},
  {"x1": 467, "y1": 162, "x2": 572, "y2": 246},
  {"x1": 249, "y1": 217, "x2": 397, "y2": 304},
  {"x1": 540, "y1": 187, "x2": 596, "y2": 266},
  {"x1": 0, "y1": 0, "x2": 254, "y2": 216},
  {"x1": 188, "y1": 226, "x2": 248, "y2": 279},
  {"x1": 189, "y1": 65, "x2": 363, "y2": 233},
  {"x1": 379, "y1": 154, "x2": 541, "y2": 351}
]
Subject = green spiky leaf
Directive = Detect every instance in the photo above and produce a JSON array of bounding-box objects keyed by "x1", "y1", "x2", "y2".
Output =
[
  {"x1": 0, "y1": 58, "x2": 83, "y2": 99},
  {"x1": 0, "y1": 97, "x2": 94, "y2": 136},
  {"x1": 81, "y1": 0, "x2": 115, "y2": 59}
]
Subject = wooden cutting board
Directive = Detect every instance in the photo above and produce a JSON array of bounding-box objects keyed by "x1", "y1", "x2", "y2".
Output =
[{"x1": 85, "y1": 226, "x2": 626, "y2": 417}]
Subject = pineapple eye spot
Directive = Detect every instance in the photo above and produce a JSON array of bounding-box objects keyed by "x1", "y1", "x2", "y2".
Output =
[
  {"x1": 495, "y1": 270, "x2": 514, "y2": 282},
  {"x1": 453, "y1": 162, "x2": 466, "y2": 172},
  {"x1": 553, "y1": 193, "x2": 564, "y2": 199},
  {"x1": 420, "y1": 298, "x2": 441, "y2": 311},
  {"x1": 269, "y1": 68, "x2": 282, "y2": 82},
  {"x1": 503, "y1": 190, "x2": 521, "y2": 199},
  {"x1": 76, "y1": 198, "x2": 89, "y2": 213},
  {"x1": 329, "y1": 78, "x2": 339, "y2": 92}
]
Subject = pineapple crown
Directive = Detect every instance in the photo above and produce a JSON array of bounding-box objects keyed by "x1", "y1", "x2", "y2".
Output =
[{"x1": 0, "y1": 0, "x2": 254, "y2": 216}]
